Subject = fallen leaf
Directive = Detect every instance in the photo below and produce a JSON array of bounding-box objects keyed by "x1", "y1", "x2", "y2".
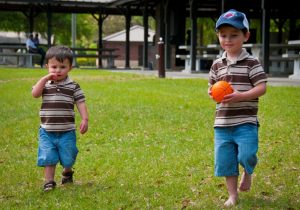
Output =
[{"x1": 181, "y1": 198, "x2": 190, "y2": 209}]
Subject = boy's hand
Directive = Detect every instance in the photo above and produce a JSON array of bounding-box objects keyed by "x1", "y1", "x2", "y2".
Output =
[
  {"x1": 222, "y1": 83, "x2": 267, "y2": 103},
  {"x1": 76, "y1": 102, "x2": 88, "y2": 134},
  {"x1": 79, "y1": 119, "x2": 88, "y2": 134},
  {"x1": 47, "y1": 73, "x2": 57, "y2": 81},
  {"x1": 222, "y1": 91, "x2": 244, "y2": 103},
  {"x1": 32, "y1": 73, "x2": 58, "y2": 98},
  {"x1": 208, "y1": 86, "x2": 213, "y2": 99}
]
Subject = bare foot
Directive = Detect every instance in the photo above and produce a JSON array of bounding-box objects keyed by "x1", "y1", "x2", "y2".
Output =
[
  {"x1": 224, "y1": 195, "x2": 238, "y2": 207},
  {"x1": 239, "y1": 171, "x2": 252, "y2": 192}
]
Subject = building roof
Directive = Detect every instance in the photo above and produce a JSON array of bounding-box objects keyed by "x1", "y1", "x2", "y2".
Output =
[
  {"x1": 0, "y1": 0, "x2": 299, "y2": 18},
  {"x1": 103, "y1": 25, "x2": 155, "y2": 42}
]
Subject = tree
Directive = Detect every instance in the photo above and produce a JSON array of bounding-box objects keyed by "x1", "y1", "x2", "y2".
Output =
[
  {"x1": 0, "y1": 12, "x2": 27, "y2": 32},
  {"x1": 0, "y1": 11, "x2": 97, "y2": 47},
  {"x1": 0, "y1": 11, "x2": 157, "y2": 47}
]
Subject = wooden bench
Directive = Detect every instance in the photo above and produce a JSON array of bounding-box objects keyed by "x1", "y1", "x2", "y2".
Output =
[
  {"x1": 0, "y1": 52, "x2": 41, "y2": 67},
  {"x1": 176, "y1": 54, "x2": 219, "y2": 72}
]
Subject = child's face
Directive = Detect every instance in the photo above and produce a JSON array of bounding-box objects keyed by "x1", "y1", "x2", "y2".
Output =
[
  {"x1": 46, "y1": 57, "x2": 72, "y2": 81},
  {"x1": 217, "y1": 26, "x2": 250, "y2": 55}
]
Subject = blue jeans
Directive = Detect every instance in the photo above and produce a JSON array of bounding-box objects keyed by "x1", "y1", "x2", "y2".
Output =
[
  {"x1": 214, "y1": 123, "x2": 258, "y2": 177},
  {"x1": 37, "y1": 128, "x2": 78, "y2": 168}
]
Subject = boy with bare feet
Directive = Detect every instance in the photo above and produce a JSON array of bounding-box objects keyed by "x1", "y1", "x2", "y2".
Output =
[{"x1": 208, "y1": 9, "x2": 267, "y2": 206}]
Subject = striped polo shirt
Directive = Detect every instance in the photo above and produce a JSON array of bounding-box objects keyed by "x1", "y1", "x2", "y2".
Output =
[
  {"x1": 40, "y1": 76, "x2": 85, "y2": 132},
  {"x1": 209, "y1": 48, "x2": 267, "y2": 127}
]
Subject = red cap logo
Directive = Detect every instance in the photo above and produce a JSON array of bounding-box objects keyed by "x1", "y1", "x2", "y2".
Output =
[{"x1": 224, "y1": 12, "x2": 235, "y2": 19}]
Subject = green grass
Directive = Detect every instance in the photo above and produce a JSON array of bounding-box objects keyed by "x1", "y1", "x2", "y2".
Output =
[{"x1": 0, "y1": 68, "x2": 299, "y2": 209}]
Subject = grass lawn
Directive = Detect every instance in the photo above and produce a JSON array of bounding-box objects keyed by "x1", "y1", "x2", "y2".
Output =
[{"x1": 0, "y1": 68, "x2": 299, "y2": 209}]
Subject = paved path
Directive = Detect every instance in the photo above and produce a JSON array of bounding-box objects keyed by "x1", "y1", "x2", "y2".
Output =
[{"x1": 112, "y1": 69, "x2": 300, "y2": 87}]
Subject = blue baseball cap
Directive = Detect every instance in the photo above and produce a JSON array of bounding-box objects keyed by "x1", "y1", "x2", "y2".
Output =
[{"x1": 216, "y1": 9, "x2": 249, "y2": 31}]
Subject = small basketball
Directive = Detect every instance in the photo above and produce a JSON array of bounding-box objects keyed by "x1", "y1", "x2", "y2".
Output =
[{"x1": 211, "y1": 81, "x2": 233, "y2": 102}]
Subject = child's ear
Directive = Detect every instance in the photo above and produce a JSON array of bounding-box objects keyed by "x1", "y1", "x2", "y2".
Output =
[
  {"x1": 244, "y1": 31, "x2": 251, "y2": 42},
  {"x1": 68, "y1": 60, "x2": 73, "y2": 70}
]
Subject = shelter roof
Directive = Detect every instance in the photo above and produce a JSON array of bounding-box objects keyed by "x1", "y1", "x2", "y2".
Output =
[
  {"x1": 0, "y1": 0, "x2": 125, "y2": 15},
  {"x1": 103, "y1": 25, "x2": 155, "y2": 42},
  {"x1": 0, "y1": 0, "x2": 299, "y2": 19}
]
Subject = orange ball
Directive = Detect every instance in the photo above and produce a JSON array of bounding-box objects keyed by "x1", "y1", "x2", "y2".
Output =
[{"x1": 211, "y1": 81, "x2": 233, "y2": 102}]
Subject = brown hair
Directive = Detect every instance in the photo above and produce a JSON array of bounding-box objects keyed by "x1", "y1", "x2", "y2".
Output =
[
  {"x1": 216, "y1": 24, "x2": 249, "y2": 36},
  {"x1": 45, "y1": 45, "x2": 73, "y2": 64}
]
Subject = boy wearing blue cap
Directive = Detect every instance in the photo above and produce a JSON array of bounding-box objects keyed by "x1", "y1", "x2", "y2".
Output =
[{"x1": 208, "y1": 9, "x2": 267, "y2": 206}]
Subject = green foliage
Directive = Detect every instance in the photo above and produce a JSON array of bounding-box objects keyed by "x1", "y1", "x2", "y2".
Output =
[
  {"x1": 0, "y1": 11, "x2": 27, "y2": 32},
  {"x1": 0, "y1": 68, "x2": 299, "y2": 209},
  {"x1": 102, "y1": 15, "x2": 125, "y2": 36},
  {"x1": 0, "y1": 12, "x2": 97, "y2": 47},
  {"x1": 101, "y1": 15, "x2": 155, "y2": 37},
  {"x1": 51, "y1": 13, "x2": 97, "y2": 46},
  {"x1": 132, "y1": 16, "x2": 156, "y2": 30},
  {"x1": 186, "y1": 17, "x2": 218, "y2": 45},
  {"x1": 0, "y1": 12, "x2": 153, "y2": 47},
  {"x1": 76, "y1": 57, "x2": 97, "y2": 66}
]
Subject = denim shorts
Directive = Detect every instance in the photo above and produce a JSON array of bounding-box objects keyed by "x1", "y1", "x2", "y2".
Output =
[
  {"x1": 37, "y1": 127, "x2": 78, "y2": 168},
  {"x1": 214, "y1": 123, "x2": 258, "y2": 177}
]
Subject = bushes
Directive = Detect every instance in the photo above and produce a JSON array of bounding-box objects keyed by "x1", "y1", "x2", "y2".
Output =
[{"x1": 76, "y1": 57, "x2": 97, "y2": 66}]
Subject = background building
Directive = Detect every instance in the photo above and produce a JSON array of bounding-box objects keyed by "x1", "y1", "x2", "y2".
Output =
[{"x1": 103, "y1": 25, "x2": 155, "y2": 68}]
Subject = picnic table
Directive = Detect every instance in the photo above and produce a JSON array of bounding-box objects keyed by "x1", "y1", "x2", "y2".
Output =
[
  {"x1": 176, "y1": 53, "x2": 219, "y2": 72},
  {"x1": 0, "y1": 44, "x2": 119, "y2": 69},
  {"x1": 282, "y1": 40, "x2": 300, "y2": 79},
  {"x1": 0, "y1": 43, "x2": 41, "y2": 67},
  {"x1": 71, "y1": 47, "x2": 119, "y2": 68},
  {"x1": 177, "y1": 45, "x2": 220, "y2": 71},
  {"x1": 243, "y1": 43, "x2": 300, "y2": 59},
  {"x1": 207, "y1": 43, "x2": 300, "y2": 76}
]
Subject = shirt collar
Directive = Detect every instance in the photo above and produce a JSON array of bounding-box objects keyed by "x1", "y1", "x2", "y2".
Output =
[
  {"x1": 221, "y1": 48, "x2": 250, "y2": 64},
  {"x1": 48, "y1": 76, "x2": 73, "y2": 85}
]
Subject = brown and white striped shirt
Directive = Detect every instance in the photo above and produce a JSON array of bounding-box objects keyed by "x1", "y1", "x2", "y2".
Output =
[
  {"x1": 209, "y1": 48, "x2": 267, "y2": 127},
  {"x1": 40, "y1": 76, "x2": 85, "y2": 132}
]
